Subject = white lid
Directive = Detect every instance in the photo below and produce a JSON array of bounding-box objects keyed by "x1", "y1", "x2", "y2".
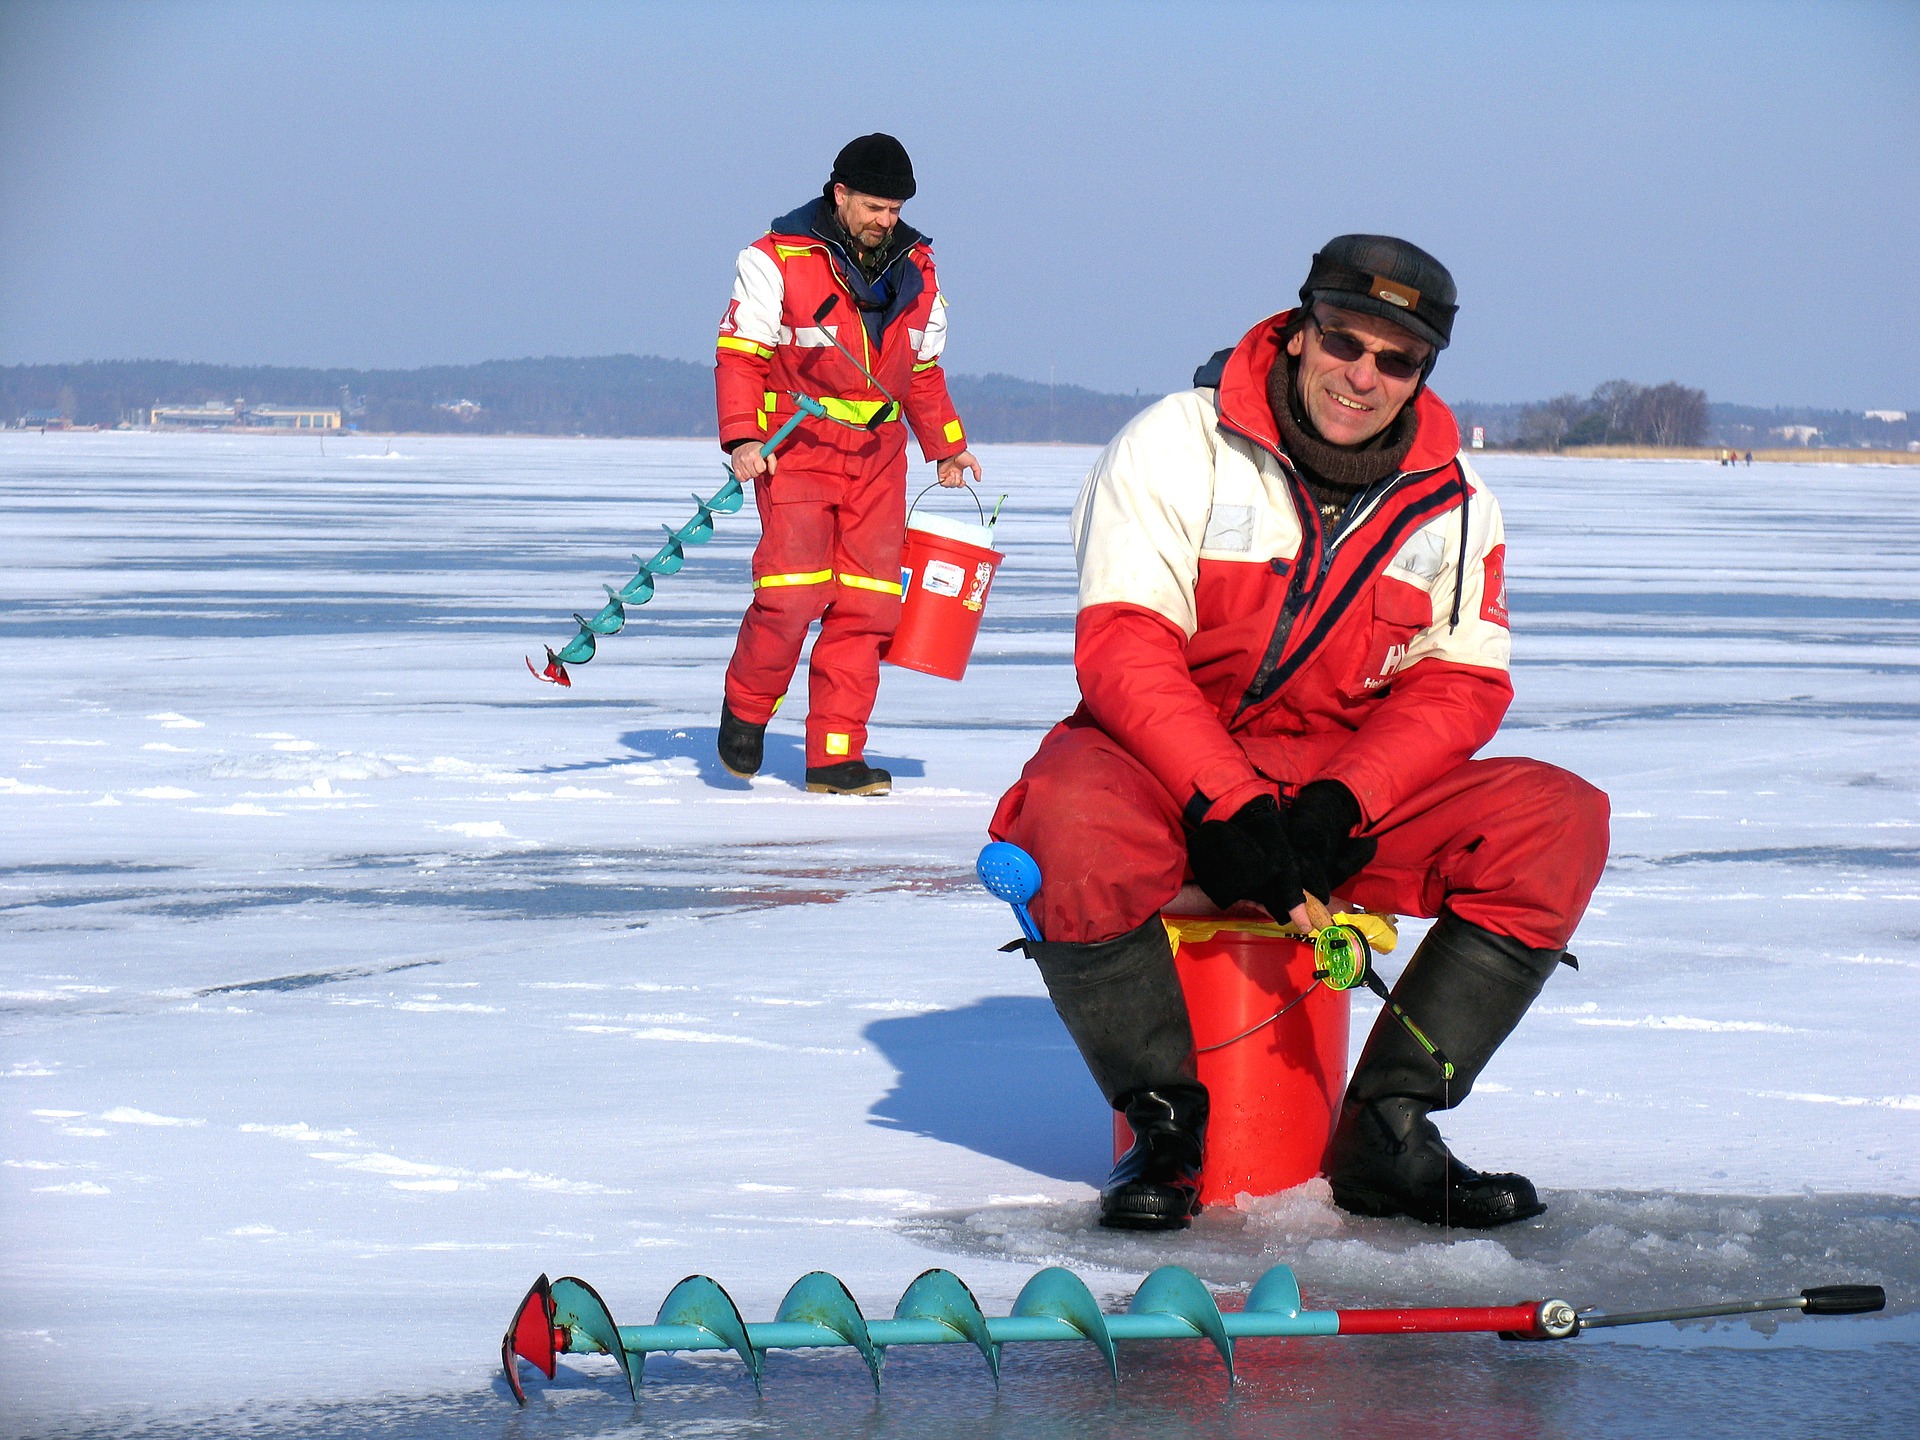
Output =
[{"x1": 906, "y1": 507, "x2": 995, "y2": 549}]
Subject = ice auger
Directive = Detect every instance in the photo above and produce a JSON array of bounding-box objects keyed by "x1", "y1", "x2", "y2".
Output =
[
  {"x1": 526, "y1": 391, "x2": 831, "y2": 686},
  {"x1": 500, "y1": 1263, "x2": 1885, "y2": 1405}
]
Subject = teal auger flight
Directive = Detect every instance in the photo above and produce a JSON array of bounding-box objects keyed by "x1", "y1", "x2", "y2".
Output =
[
  {"x1": 527, "y1": 392, "x2": 828, "y2": 686},
  {"x1": 502, "y1": 1262, "x2": 1884, "y2": 1405}
]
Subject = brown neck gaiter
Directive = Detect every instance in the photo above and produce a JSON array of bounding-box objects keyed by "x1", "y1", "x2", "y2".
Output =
[{"x1": 1267, "y1": 349, "x2": 1417, "y2": 527}]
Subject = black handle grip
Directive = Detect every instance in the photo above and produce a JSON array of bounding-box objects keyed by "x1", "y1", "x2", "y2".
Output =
[
  {"x1": 1801, "y1": 1285, "x2": 1885, "y2": 1315},
  {"x1": 814, "y1": 295, "x2": 839, "y2": 323}
]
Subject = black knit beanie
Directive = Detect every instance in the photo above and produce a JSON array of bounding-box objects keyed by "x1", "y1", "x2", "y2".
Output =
[{"x1": 828, "y1": 133, "x2": 917, "y2": 201}]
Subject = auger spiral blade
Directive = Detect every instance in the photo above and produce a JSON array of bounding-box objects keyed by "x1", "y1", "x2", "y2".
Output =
[
  {"x1": 646, "y1": 529, "x2": 686, "y2": 574},
  {"x1": 617, "y1": 566, "x2": 656, "y2": 603},
  {"x1": 500, "y1": 1261, "x2": 1889, "y2": 1407},
  {"x1": 706, "y1": 471, "x2": 746, "y2": 514}
]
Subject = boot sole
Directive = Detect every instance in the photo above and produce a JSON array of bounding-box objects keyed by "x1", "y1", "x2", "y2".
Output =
[
  {"x1": 1331, "y1": 1180, "x2": 1547, "y2": 1229},
  {"x1": 805, "y1": 781, "x2": 891, "y2": 795}
]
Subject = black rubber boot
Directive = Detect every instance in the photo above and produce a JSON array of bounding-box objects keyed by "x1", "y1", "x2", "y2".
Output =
[
  {"x1": 804, "y1": 760, "x2": 892, "y2": 795},
  {"x1": 717, "y1": 705, "x2": 766, "y2": 778},
  {"x1": 1102, "y1": 1085, "x2": 1207, "y2": 1230},
  {"x1": 1326, "y1": 913, "x2": 1566, "y2": 1229},
  {"x1": 1028, "y1": 917, "x2": 1208, "y2": 1231}
]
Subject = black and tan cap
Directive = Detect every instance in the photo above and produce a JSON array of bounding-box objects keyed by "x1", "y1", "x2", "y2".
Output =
[{"x1": 1300, "y1": 235, "x2": 1458, "y2": 350}]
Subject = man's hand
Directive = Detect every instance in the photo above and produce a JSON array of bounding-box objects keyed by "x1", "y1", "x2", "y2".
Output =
[
  {"x1": 1284, "y1": 780, "x2": 1376, "y2": 904},
  {"x1": 1187, "y1": 793, "x2": 1311, "y2": 932},
  {"x1": 731, "y1": 442, "x2": 775, "y2": 483},
  {"x1": 936, "y1": 450, "x2": 981, "y2": 488}
]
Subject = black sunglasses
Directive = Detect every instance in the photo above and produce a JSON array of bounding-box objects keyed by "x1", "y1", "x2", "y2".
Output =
[{"x1": 1307, "y1": 312, "x2": 1428, "y2": 382}]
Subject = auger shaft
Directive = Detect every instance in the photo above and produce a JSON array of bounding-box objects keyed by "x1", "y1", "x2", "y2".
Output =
[
  {"x1": 594, "y1": 1303, "x2": 1556, "y2": 1357},
  {"x1": 503, "y1": 1264, "x2": 1885, "y2": 1407}
]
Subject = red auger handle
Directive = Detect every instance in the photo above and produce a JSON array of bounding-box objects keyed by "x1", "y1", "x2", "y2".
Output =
[{"x1": 1802, "y1": 1285, "x2": 1885, "y2": 1315}]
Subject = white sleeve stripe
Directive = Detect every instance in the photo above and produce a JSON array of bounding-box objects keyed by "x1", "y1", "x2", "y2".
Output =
[
  {"x1": 916, "y1": 291, "x2": 948, "y2": 362},
  {"x1": 728, "y1": 247, "x2": 785, "y2": 348}
]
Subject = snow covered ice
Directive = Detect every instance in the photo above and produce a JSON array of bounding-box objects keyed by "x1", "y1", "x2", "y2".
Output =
[{"x1": 2, "y1": 432, "x2": 1916, "y2": 1438}]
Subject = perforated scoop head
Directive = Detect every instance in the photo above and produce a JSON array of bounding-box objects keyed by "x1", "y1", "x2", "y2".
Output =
[{"x1": 976, "y1": 842, "x2": 1042, "y2": 942}]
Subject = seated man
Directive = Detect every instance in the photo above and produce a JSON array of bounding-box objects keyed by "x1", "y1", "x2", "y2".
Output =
[{"x1": 990, "y1": 235, "x2": 1609, "y2": 1231}]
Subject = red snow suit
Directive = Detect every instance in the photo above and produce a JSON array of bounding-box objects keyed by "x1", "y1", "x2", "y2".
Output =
[
  {"x1": 990, "y1": 311, "x2": 1608, "y2": 949},
  {"x1": 716, "y1": 198, "x2": 969, "y2": 767}
]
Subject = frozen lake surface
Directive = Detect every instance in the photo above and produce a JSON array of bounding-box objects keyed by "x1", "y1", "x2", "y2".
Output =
[{"x1": 2, "y1": 433, "x2": 1916, "y2": 1438}]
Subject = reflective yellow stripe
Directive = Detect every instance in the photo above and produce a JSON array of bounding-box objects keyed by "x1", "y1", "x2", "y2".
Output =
[
  {"x1": 838, "y1": 572, "x2": 904, "y2": 596},
  {"x1": 718, "y1": 336, "x2": 773, "y2": 358},
  {"x1": 913, "y1": 357, "x2": 941, "y2": 373},
  {"x1": 755, "y1": 569, "x2": 833, "y2": 589},
  {"x1": 763, "y1": 391, "x2": 779, "y2": 411},
  {"x1": 943, "y1": 419, "x2": 964, "y2": 444},
  {"x1": 818, "y1": 396, "x2": 901, "y2": 426},
  {"x1": 773, "y1": 243, "x2": 819, "y2": 260},
  {"x1": 825, "y1": 732, "x2": 850, "y2": 756}
]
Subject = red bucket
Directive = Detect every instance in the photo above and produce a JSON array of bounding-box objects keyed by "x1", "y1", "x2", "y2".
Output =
[
  {"x1": 1113, "y1": 914, "x2": 1354, "y2": 1205},
  {"x1": 885, "y1": 487, "x2": 1002, "y2": 682}
]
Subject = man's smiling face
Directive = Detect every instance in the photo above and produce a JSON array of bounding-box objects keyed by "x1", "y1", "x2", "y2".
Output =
[{"x1": 1285, "y1": 304, "x2": 1432, "y2": 446}]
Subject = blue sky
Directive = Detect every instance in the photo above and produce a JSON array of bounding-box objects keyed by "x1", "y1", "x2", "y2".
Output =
[{"x1": 1, "y1": 0, "x2": 1914, "y2": 407}]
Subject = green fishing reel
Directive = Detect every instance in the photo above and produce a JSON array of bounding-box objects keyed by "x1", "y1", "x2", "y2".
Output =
[
  {"x1": 1312, "y1": 923, "x2": 1372, "y2": 991},
  {"x1": 1311, "y1": 920, "x2": 1454, "y2": 1080}
]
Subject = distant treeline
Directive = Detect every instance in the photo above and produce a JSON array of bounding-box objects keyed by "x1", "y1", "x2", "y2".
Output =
[
  {"x1": 5, "y1": 356, "x2": 1911, "y2": 452},
  {"x1": 0, "y1": 356, "x2": 1150, "y2": 445},
  {"x1": 1452, "y1": 386, "x2": 1918, "y2": 452}
]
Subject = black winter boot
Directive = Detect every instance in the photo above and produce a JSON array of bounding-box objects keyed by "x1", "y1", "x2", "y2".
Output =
[
  {"x1": 804, "y1": 760, "x2": 892, "y2": 795},
  {"x1": 717, "y1": 705, "x2": 766, "y2": 778},
  {"x1": 1326, "y1": 913, "x2": 1567, "y2": 1229},
  {"x1": 1102, "y1": 1085, "x2": 1208, "y2": 1230},
  {"x1": 1028, "y1": 917, "x2": 1208, "y2": 1231}
]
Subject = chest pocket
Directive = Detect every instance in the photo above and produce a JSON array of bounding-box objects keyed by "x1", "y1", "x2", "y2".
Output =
[{"x1": 1347, "y1": 578, "x2": 1433, "y2": 699}]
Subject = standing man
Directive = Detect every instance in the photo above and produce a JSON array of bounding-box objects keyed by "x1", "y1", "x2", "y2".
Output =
[
  {"x1": 990, "y1": 236, "x2": 1610, "y2": 1231},
  {"x1": 714, "y1": 133, "x2": 981, "y2": 795}
]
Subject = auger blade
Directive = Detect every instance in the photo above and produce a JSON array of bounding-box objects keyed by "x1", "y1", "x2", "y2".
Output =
[
  {"x1": 551, "y1": 1275, "x2": 637, "y2": 1401},
  {"x1": 706, "y1": 471, "x2": 745, "y2": 514},
  {"x1": 617, "y1": 567, "x2": 656, "y2": 603},
  {"x1": 1130, "y1": 1266, "x2": 1235, "y2": 1386},
  {"x1": 777, "y1": 1272, "x2": 883, "y2": 1391},
  {"x1": 647, "y1": 529, "x2": 686, "y2": 574},
  {"x1": 501, "y1": 1274, "x2": 557, "y2": 1406},
  {"x1": 657, "y1": 1274, "x2": 765, "y2": 1392},
  {"x1": 1011, "y1": 1267, "x2": 1117, "y2": 1385},
  {"x1": 556, "y1": 624, "x2": 597, "y2": 665},
  {"x1": 582, "y1": 594, "x2": 625, "y2": 635},
  {"x1": 526, "y1": 648, "x2": 572, "y2": 686},
  {"x1": 675, "y1": 497, "x2": 717, "y2": 544},
  {"x1": 896, "y1": 1268, "x2": 1000, "y2": 1385}
]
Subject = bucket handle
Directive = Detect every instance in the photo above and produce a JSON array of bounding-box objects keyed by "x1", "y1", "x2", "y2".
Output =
[{"x1": 910, "y1": 481, "x2": 988, "y2": 530}]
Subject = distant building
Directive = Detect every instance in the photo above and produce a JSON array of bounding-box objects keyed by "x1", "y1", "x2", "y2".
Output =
[
  {"x1": 437, "y1": 398, "x2": 484, "y2": 420},
  {"x1": 1864, "y1": 410, "x2": 1908, "y2": 423},
  {"x1": 18, "y1": 409, "x2": 72, "y2": 429},
  {"x1": 150, "y1": 401, "x2": 341, "y2": 430},
  {"x1": 245, "y1": 405, "x2": 342, "y2": 430},
  {"x1": 1773, "y1": 424, "x2": 1821, "y2": 445}
]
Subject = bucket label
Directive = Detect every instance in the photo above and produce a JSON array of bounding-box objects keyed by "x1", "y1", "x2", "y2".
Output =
[
  {"x1": 923, "y1": 559, "x2": 966, "y2": 597},
  {"x1": 963, "y1": 561, "x2": 994, "y2": 611}
]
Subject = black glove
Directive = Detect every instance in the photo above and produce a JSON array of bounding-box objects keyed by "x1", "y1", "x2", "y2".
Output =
[
  {"x1": 1187, "y1": 793, "x2": 1304, "y2": 922},
  {"x1": 1284, "y1": 780, "x2": 1376, "y2": 903}
]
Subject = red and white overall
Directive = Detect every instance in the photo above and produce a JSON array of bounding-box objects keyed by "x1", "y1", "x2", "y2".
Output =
[
  {"x1": 716, "y1": 199, "x2": 970, "y2": 768},
  {"x1": 991, "y1": 311, "x2": 1609, "y2": 950}
]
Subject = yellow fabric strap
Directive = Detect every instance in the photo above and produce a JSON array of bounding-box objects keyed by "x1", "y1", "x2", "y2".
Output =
[
  {"x1": 773, "y1": 243, "x2": 818, "y2": 260},
  {"x1": 718, "y1": 336, "x2": 773, "y2": 358},
  {"x1": 1162, "y1": 911, "x2": 1399, "y2": 955},
  {"x1": 913, "y1": 357, "x2": 941, "y2": 373},
  {"x1": 943, "y1": 419, "x2": 964, "y2": 444},
  {"x1": 818, "y1": 396, "x2": 901, "y2": 426},
  {"x1": 838, "y1": 572, "x2": 904, "y2": 596},
  {"x1": 755, "y1": 569, "x2": 833, "y2": 589}
]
